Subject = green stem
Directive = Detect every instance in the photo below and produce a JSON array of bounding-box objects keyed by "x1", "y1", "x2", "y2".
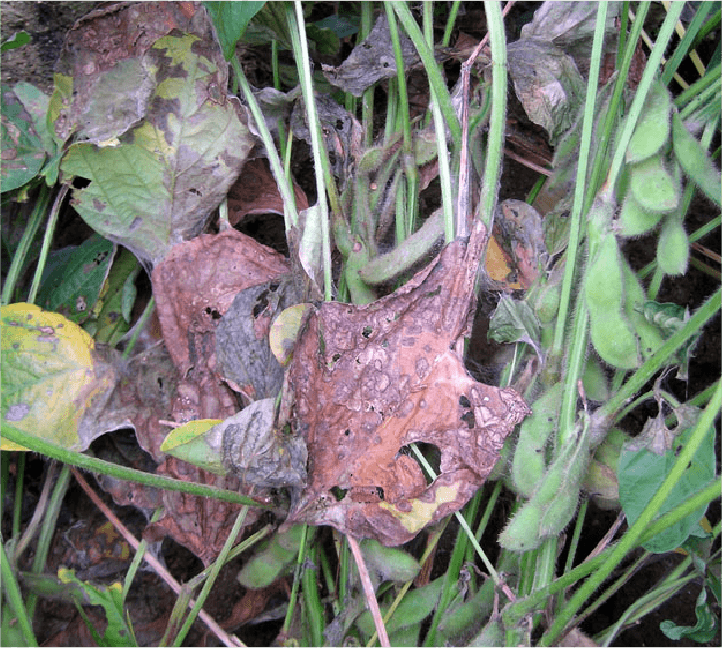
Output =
[
  {"x1": 0, "y1": 423, "x2": 272, "y2": 508},
  {"x1": 551, "y1": 2, "x2": 608, "y2": 366},
  {"x1": 1, "y1": 182, "x2": 52, "y2": 306},
  {"x1": 540, "y1": 381, "x2": 722, "y2": 646},
  {"x1": 1, "y1": 540, "x2": 38, "y2": 646},
  {"x1": 478, "y1": 0, "x2": 507, "y2": 232},
  {"x1": 390, "y1": 2, "x2": 462, "y2": 147},
  {"x1": 173, "y1": 506, "x2": 249, "y2": 646},
  {"x1": 233, "y1": 58, "x2": 298, "y2": 232}
]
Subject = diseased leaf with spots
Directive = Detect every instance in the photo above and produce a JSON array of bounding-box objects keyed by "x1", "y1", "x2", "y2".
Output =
[
  {"x1": 1, "y1": 84, "x2": 47, "y2": 192},
  {"x1": 283, "y1": 221, "x2": 530, "y2": 546},
  {"x1": 60, "y1": 32, "x2": 254, "y2": 264},
  {"x1": 1, "y1": 303, "x2": 117, "y2": 451},
  {"x1": 36, "y1": 234, "x2": 115, "y2": 325}
]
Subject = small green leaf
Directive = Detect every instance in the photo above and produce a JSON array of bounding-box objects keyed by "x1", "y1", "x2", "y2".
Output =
[
  {"x1": 204, "y1": 1, "x2": 265, "y2": 60},
  {"x1": 1, "y1": 31, "x2": 30, "y2": 52},
  {"x1": 160, "y1": 419, "x2": 225, "y2": 474},
  {"x1": 619, "y1": 414, "x2": 716, "y2": 553},
  {"x1": 92, "y1": 248, "x2": 140, "y2": 346},
  {"x1": 488, "y1": 295, "x2": 542, "y2": 358},
  {"x1": 58, "y1": 568, "x2": 136, "y2": 647},
  {"x1": 660, "y1": 588, "x2": 718, "y2": 642},
  {"x1": 269, "y1": 303, "x2": 313, "y2": 366},
  {"x1": 36, "y1": 234, "x2": 115, "y2": 325}
]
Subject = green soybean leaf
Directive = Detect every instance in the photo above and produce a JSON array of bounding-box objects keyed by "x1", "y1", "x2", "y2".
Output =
[
  {"x1": 36, "y1": 234, "x2": 115, "y2": 325},
  {"x1": 672, "y1": 111, "x2": 721, "y2": 207},
  {"x1": 619, "y1": 413, "x2": 716, "y2": 553},
  {"x1": 58, "y1": 569, "x2": 135, "y2": 647},
  {"x1": 204, "y1": 1, "x2": 265, "y2": 61},
  {"x1": 488, "y1": 295, "x2": 542, "y2": 359},
  {"x1": 160, "y1": 419, "x2": 225, "y2": 474},
  {"x1": 1, "y1": 31, "x2": 30, "y2": 52},
  {"x1": 626, "y1": 80, "x2": 672, "y2": 163},
  {"x1": 628, "y1": 154, "x2": 680, "y2": 214},
  {"x1": 660, "y1": 587, "x2": 718, "y2": 642},
  {"x1": 92, "y1": 248, "x2": 141, "y2": 346}
]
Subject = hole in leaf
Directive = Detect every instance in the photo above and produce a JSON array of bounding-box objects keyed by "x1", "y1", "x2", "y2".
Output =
[
  {"x1": 343, "y1": 428, "x2": 351, "y2": 437},
  {"x1": 204, "y1": 306, "x2": 221, "y2": 320},
  {"x1": 362, "y1": 325, "x2": 373, "y2": 338},
  {"x1": 253, "y1": 289, "x2": 272, "y2": 317},
  {"x1": 398, "y1": 442, "x2": 442, "y2": 485},
  {"x1": 459, "y1": 395, "x2": 471, "y2": 408},
  {"x1": 330, "y1": 486, "x2": 348, "y2": 501},
  {"x1": 460, "y1": 411, "x2": 475, "y2": 428}
]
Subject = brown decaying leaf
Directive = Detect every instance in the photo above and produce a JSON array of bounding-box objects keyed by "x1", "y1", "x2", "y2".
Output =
[
  {"x1": 94, "y1": 231, "x2": 292, "y2": 564},
  {"x1": 284, "y1": 220, "x2": 531, "y2": 546},
  {"x1": 227, "y1": 157, "x2": 309, "y2": 227},
  {"x1": 151, "y1": 228, "x2": 290, "y2": 377}
]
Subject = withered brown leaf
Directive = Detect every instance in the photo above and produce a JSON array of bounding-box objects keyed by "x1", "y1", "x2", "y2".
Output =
[{"x1": 284, "y1": 220, "x2": 530, "y2": 545}]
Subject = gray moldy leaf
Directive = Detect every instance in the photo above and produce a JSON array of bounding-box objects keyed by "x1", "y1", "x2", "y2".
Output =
[
  {"x1": 507, "y1": 39, "x2": 586, "y2": 146},
  {"x1": 283, "y1": 220, "x2": 530, "y2": 546},
  {"x1": 322, "y1": 13, "x2": 420, "y2": 98},
  {"x1": 218, "y1": 399, "x2": 307, "y2": 490},
  {"x1": 216, "y1": 277, "x2": 302, "y2": 403},
  {"x1": 53, "y1": 1, "x2": 220, "y2": 144}
]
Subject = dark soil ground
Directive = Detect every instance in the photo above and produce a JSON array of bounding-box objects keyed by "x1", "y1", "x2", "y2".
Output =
[{"x1": 2, "y1": 2, "x2": 720, "y2": 647}]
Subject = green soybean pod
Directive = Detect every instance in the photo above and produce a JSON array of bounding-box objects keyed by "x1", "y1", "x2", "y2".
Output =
[
  {"x1": 618, "y1": 191, "x2": 664, "y2": 237},
  {"x1": 539, "y1": 487, "x2": 580, "y2": 537},
  {"x1": 589, "y1": 309, "x2": 639, "y2": 370},
  {"x1": 657, "y1": 213, "x2": 689, "y2": 276},
  {"x1": 672, "y1": 111, "x2": 721, "y2": 207},
  {"x1": 629, "y1": 153, "x2": 680, "y2": 214},
  {"x1": 626, "y1": 80, "x2": 672, "y2": 164},
  {"x1": 584, "y1": 232, "x2": 624, "y2": 312},
  {"x1": 499, "y1": 500, "x2": 543, "y2": 552},
  {"x1": 511, "y1": 383, "x2": 563, "y2": 498}
]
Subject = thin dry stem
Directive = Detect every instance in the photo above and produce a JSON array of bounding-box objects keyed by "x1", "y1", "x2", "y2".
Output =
[
  {"x1": 348, "y1": 535, "x2": 390, "y2": 647},
  {"x1": 70, "y1": 468, "x2": 244, "y2": 648}
]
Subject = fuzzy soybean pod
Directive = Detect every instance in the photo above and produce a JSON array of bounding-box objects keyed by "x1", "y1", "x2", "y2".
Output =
[
  {"x1": 657, "y1": 212, "x2": 689, "y2": 276},
  {"x1": 511, "y1": 382, "x2": 563, "y2": 498},
  {"x1": 626, "y1": 79, "x2": 672, "y2": 164},
  {"x1": 584, "y1": 232, "x2": 639, "y2": 369},
  {"x1": 501, "y1": 428, "x2": 590, "y2": 551},
  {"x1": 621, "y1": 260, "x2": 665, "y2": 361},
  {"x1": 584, "y1": 231, "x2": 624, "y2": 312}
]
